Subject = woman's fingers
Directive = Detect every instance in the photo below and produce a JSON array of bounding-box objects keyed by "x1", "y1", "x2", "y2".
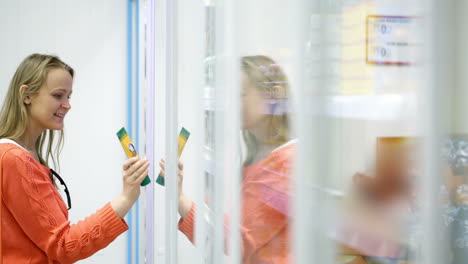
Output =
[
  {"x1": 133, "y1": 161, "x2": 150, "y2": 181},
  {"x1": 159, "y1": 159, "x2": 166, "y2": 177},
  {"x1": 123, "y1": 157, "x2": 139, "y2": 170},
  {"x1": 135, "y1": 161, "x2": 150, "y2": 183},
  {"x1": 124, "y1": 158, "x2": 148, "y2": 178},
  {"x1": 159, "y1": 159, "x2": 184, "y2": 179}
]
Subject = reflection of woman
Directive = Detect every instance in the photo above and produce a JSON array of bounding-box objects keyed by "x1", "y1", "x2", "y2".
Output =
[
  {"x1": 0, "y1": 54, "x2": 150, "y2": 263},
  {"x1": 160, "y1": 55, "x2": 295, "y2": 263}
]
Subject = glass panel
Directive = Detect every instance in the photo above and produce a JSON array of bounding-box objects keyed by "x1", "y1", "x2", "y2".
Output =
[
  {"x1": 152, "y1": 0, "x2": 466, "y2": 264},
  {"x1": 235, "y1": 1, "x2": 298, "y2": 263}
]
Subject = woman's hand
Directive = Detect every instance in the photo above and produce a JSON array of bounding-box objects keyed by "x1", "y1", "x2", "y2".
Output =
[
  {"x1": 122, "y1": 157, "x2": 151, "y2": 201},
  {"x1": 111, "y1": 157, "x2": 150, "y2": 218},
  {"x1": 159, "y1": 159, "x2": 192, "y2": 218}
]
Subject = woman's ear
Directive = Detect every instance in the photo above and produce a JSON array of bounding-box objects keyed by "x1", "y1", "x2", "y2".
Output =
[{"x1": 19, "y1": 85, "x2": 31, "y2": 105}]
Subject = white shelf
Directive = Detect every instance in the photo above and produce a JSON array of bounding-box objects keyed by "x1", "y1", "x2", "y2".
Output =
[
  {"x1": 202, "y1": 145, "x2": 215, "y2": 175},
  {"x1": 204, "y1": 93, "x2": 415, "y2": 119},
  {"x1": 323, "y1": 94, "x2": 417, "y2": 121},
  {"x1": 204, "y1": 85, "x2": 215, "y2": 111},
  {"x1": 204, "y1": 98, "x2": 215, "y2": 111}
]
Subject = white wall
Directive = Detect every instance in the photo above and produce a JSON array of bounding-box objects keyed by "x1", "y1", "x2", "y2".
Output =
[
  {"x1": 0, "y1": 1, "x2": 128, "y2": 263},
  {"x1": 453, "y1": 0, "x2": 468, "y2": 134}
]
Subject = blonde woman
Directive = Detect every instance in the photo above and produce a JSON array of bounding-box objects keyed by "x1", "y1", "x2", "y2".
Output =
[
  {"x1": 0, "y1": 53, "x2": 149, "y2": 263},
  {"x1": 160, "y1": 55, "x2": 295, "y2": 263}
]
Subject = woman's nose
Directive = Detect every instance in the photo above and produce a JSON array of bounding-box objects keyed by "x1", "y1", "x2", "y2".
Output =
[{"x1": 62, "y1": 99, "x2": 71, "y2": 110}]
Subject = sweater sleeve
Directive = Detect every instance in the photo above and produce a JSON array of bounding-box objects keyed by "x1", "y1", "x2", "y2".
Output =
[
  {"x1": 179, "y1": 204, "x2": 287, "y2": 260},
  {"x1": 178, "y1": 203, "x2": 231, "y2": 254},
  {"x1": 2, "y1": 149, "x2": 128, "y2": 264},
  {"x1": 178, "y1": 203, "x2": 196, "y2": 243}
]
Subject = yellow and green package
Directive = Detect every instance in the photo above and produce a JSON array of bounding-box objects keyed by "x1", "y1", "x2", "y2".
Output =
[
  {"x1": 116, "y1": 127, "x2": 151, "y2": 186},
  {"x1": 156, "y1": 127, "x2": 190, "y2": 186}
]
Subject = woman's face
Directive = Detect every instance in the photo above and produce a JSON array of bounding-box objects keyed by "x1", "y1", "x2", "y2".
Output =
[
  {"x1": 241, "y1": 72, "x2": 268, "y2": 130},
  {"x1": 26, "y1": 68, "x2": 73, "y2": 131}
]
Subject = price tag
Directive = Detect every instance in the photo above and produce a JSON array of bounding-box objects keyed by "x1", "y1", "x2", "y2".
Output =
[{"x1": 366, "y1": 15, "x2": 421, "y2": 66}]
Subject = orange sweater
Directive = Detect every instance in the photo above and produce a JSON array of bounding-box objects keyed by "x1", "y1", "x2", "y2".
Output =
[
  {"x1": 0, "y1": 143, "x2": 128, "y2": 264},
  {"x1": 179, "y1": 142, "x2": 295, "y2": 264}
]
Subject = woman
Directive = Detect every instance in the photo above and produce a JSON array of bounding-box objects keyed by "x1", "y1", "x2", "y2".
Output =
[
  {"x1": 0, "y1": 53, "x2": 150, "y2": 263},
  {"x1": 161, "y1": 55, "x2": 295, "y2": 263}
]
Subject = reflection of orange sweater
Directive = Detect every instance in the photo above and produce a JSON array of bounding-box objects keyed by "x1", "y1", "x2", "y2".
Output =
[
  {"x1": 0, "y1": 143, "x2": 128, "y2": 264},
  {"x1": 179, "y1": 142, "x2": 295, "y2": 264}
]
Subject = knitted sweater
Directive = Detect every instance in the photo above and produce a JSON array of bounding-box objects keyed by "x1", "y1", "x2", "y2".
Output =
[{"x1": 0, "y1": 142, "x2": 128, "y2": 264}]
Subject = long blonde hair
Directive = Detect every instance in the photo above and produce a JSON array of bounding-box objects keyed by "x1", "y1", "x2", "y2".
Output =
[
  {"x1": 241, "y1": 55, "x2": 290, "y2": 166},
  {"x1": 0, "y1": 54, "x2": 74, "y2": 168}
]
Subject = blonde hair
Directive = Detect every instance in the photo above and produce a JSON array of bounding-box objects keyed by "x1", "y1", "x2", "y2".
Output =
[
  {"x1": 0, "y1": 53, "x2": 74, "y2": 168},
  {"x1": 241, "y1": 55, "x2": 290, "y2": 166}
]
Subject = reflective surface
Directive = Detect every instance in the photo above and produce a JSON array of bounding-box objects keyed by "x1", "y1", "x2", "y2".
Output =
[{"x1": 161, "y1": 0, "x2": 463, "y2": 263}]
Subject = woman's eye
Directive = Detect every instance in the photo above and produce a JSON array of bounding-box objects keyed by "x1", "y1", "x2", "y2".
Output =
[{"x1": 53, "y1": 94, "x2": 62, "y2": 99}]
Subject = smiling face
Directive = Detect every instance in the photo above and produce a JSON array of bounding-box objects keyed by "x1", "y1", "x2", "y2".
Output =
[{"x1": 24, "y1": 68, "x2": 73, "y2": 131}]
